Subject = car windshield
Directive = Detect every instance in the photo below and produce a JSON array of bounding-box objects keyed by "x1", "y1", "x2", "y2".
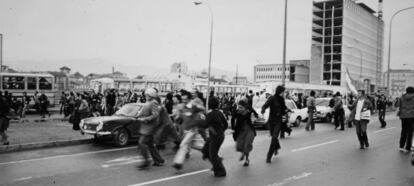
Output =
[
  {"x1": 115, "y1": 104, "x2": 142, "y2": 117},
  {"x1": 315, "y1": 99, "x2": 330, "y2": 107}
]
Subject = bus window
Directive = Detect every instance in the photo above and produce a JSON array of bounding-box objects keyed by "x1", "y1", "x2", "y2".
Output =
[
  {"x1": 2, "y1": 76, "x2": 24, "y2": 90},
  {"x1": 27, "y1": 77, "x2": 37, "y2": 90},
  {"x1": 39, "y1": 77, "x2": 53, "y2": 90}
]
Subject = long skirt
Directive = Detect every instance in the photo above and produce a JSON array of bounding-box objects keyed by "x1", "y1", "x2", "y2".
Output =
[{"x1": 236, "y1": 124, "x2": 255, "y2": 154}]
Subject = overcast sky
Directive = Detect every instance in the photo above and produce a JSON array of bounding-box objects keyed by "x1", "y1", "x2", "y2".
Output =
[{"x1": 0, "y1": 0, "x2": 413, "y2": 77}]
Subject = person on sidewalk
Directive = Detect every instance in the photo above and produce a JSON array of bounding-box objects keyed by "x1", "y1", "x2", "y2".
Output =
[
  {"x1": 262, "y1": 85, "x2": 287, "y2": 163},
  {"x1": 232, "y1": 100, "x2": 257, "y2": 167},
  {"x1": 38, "y1": 91, "x2": 50, "y2": 119},
  {"x1": 349, "y1": 90, "x2": 373, "y2": 150},
  {"x1": 137, "y1": 88, "x2": 164, "y2": 169},
  {"x1": 377, "y1": 94, "x2": 387, "y2": 128},
  {"x1": 305, "y1": 91, "x2": 316, "y2": 131},
  {"x1": 397, "y1": 87, "x2": 414, "y2": 153},
  {"x1": 172, "y1": 90, "x2": 205, "y2": 171},
  {"x1": 333, "y1": 92, "x2": 345, "y2": 130},
  {"x1": 20, "y1": 91, "x2": 31, "y2": 119},
  {"x1": 202, "y1": 97, "x2": 227, "y2": 177},
  {"x1": 0, "y1": 91, "x2": 10, "y2": 145}
]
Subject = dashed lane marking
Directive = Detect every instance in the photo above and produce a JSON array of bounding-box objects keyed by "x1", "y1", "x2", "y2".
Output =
[
  {"x1": 0, "y1": 146, "x2": 136, "y2": 166},
  {"x1": 13, "y1": 177, "x2": 33, "y2": 182},
  {"x1": 128, "y1": 169, "x2": 210, "y2": 186},
  {"x1": 291, "y1": 140, "x2": 339, "y2": 152},
  {"x1": 267, "y1": 172, "x2": 312, "y2": 186},
  {"x1": 373, "y1": 127, "x2": 396, "y2": 134}
]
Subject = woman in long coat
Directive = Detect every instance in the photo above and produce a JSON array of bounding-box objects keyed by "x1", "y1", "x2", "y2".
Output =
[{"x1": 232, "y1": 100, "x2": 258, "y2": 166}]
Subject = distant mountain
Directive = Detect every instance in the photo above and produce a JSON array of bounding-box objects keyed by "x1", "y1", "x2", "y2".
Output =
[{"x1": 6, "y1": 58, "x2": 169, "y2": 78}]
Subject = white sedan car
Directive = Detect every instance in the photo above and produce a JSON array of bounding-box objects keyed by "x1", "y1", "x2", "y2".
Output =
[
  {"x1": 252, "y1": 98, "x2": 308, "y2": 128},
  {"x1": 313, "y1": 98, "x2": 351, "y2": 123}
]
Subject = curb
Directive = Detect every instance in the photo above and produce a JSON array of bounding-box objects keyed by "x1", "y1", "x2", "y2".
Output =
[
  {"x1": 10, "y1": 117, "x2": 67, "y2": 124},
  {"x1": 0, "y1": 138, "x2": 94, "y2": 154}
]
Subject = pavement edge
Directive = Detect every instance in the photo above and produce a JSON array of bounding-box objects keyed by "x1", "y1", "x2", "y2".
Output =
[{"x1": 0, "y1": 138, "x2": 94, "y2": 154}]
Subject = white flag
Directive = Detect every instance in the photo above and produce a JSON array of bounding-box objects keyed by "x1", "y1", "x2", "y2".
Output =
[{"x1": 345, "y1": 68, "x2": 358, "y2": 95}]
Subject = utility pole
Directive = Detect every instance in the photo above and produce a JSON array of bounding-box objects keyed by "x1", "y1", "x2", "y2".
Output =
[
  {"x1": 281, "y1": 0, "x2": 288, "y2": 86},
  {"x1": 0, "y1": 34, "x2": 2, "y2": 73},
  {"x1": 235, "y1": 64, "x2": 238, "y2": 85}
]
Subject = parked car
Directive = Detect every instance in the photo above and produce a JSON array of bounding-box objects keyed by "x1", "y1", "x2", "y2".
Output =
[
  {"x1": 285, "y1": 99, "x2": 308, "y2": 127},
  {"x1": 252, "y1": 98, "x2": 307, "y2": 128},
  {"x1": 80, "y1": 103, "x2": 143, "y2": 147},
  {"x1": 313, "y1": 98, "x2": 350, "y2": 123}
]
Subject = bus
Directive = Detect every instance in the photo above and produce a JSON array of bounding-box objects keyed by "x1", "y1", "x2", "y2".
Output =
[
  {"x1": 193, "y1": 84, "x2": 260, "y2": 96},
  {"x1": 0, "y1": 72, "x2": 57, "y2": 104},
  {"x1": 257, "y1": 81, "x2": 348, "y2": 97}
]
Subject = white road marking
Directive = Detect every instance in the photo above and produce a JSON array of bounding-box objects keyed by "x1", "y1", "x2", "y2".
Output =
[
  {"x1": 129, "y1": 169, "x2": 210, "y2": 186},
  {"x1": 13, "y1": 176, "x2": 33, "y2": 182},
  {"x1": 267, "y1": 172, "x2": 312, "y2": 186},
  {"x1": 373, "y1": 127, "x2": 396, "y2": 134},
  {"x1": 0, "y1": 146, "x2": 136, "y2": 166},
  {"x1": 291, "y1": 140, "x2": 338, "y2": 152},
  {"x1": 102, "y1": 156, "x2": 145, "y2": 168}
]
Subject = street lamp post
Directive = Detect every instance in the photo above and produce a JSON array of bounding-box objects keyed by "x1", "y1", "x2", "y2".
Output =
[
  {"x1": 386, "y1": 6, "x2": 414, "y2": 96},
  {"x1": 194, "y1": 1, "x2": 214, "y2": 111},
  {"x1": 281, "y1": 0, "x2": 288, "y2": 86},
  {"x1": 0, "y1": 34, "x2": 2, "y2": 73}
]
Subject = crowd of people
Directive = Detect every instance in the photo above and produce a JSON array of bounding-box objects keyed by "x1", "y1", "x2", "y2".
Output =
[{"x1": 1, "y1": 85, "x2": 413, "y2": 176}]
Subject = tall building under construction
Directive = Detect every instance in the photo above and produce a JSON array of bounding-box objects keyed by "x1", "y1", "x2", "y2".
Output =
[{"x1": 310, "y1": 0, "x2": 384, "y2": 93}]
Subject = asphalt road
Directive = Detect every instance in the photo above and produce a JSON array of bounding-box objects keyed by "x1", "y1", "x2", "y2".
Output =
[{"x1": 0, "y1": 114, "x2": 413, "y2": 186}]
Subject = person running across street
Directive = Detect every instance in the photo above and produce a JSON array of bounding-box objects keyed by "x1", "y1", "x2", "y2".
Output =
[
  {"x1": 137, "y1": 88, "x2": 164, "y2": 169},
  {"x1": 262, "y1": 85, "x2": 287, "y2": 163},
  {"x1": 202, "y1": 97, "x2": 228, "y2": 177}
]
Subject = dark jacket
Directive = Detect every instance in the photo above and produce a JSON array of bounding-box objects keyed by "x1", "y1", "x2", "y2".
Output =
[
  {"x1": 232, "y1": 107, "x2": 257, "y2": 141},
  {"x1": 206, "y1": 109, "x2": 228, "y2": 136},
  {"x1": 262, "y1": 95, "x2": 287, "y2": 120},
  {"x1": 137, "y1": 99, "x2": 160, "y2": 135},
  {"x1": 399, "y1": 93, "x2": 414, "y2": 119},
  {"x1": 0, "y1": 96, "x2": 10, "y2": 117}
]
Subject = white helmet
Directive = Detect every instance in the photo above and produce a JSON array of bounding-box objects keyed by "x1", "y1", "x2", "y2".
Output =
[{"x1": 145, "y1": 88, "x2": 158, "y2": 98}]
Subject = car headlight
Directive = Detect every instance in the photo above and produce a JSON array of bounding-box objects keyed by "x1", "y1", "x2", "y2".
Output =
[{"x1": 96, "y1": 121, "x2": 104, "y2": 131}]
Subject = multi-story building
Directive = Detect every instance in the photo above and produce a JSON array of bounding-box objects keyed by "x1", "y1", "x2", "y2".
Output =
[
  {"x1": 253, "y1": 64, "x2": 291, "y2": 83},
  {"x1": 310, "y1": 0, "x2": 384, "y2": 93},
  {"x1": 289, "y1": 60, "x2": 310, "y2": 83},
  {"x1": 382, "y1": 69, "x2": 414, "y2": 97},
  {"x1": 171, "y1": 62, "x2": 188, "y2": 74}
]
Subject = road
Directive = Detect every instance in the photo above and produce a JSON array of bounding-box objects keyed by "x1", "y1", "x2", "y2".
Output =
[{"x1": 0, "y1": 114, "x2": 413, "y2": 186}]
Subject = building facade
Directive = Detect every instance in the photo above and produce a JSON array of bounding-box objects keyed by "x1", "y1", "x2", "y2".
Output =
[
  {"x1": 382, "y1": 70, "x2": 414, "y2": 97},
  {"x1": 310, "y1": 0, "x2": 384, "y2": 93},
  {"x1": 289, "y1": 60, "x2": 310, "y2": 83},
  {"x1": 254, "y1": 64, "x2": 291, "y2": 83}
]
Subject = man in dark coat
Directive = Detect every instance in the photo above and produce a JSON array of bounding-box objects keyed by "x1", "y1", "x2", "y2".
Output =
[
  {"x1": 398, "y1": 87, "x2": 414, "y2": 153},
  {"x1": 262, "y1": 85, "x2": 287, "y2": 163}
]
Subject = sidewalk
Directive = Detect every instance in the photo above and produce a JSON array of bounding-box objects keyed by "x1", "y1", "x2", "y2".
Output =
[{"x1": 1, "y1": 117, "x2": 92, "y2": 153}]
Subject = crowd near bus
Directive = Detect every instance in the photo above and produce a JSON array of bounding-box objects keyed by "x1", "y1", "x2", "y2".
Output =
[{"x1": 1, "y1": 84, "x2": 414, "y2": 177}]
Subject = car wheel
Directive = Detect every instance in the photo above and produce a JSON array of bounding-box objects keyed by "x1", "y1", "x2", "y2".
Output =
[
  {"x1": 113, "y1": 128, "x2": 129, "y2": 147},
  {"x1": 294, "y1": 116, "x2": 302, "y2": 127}
]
